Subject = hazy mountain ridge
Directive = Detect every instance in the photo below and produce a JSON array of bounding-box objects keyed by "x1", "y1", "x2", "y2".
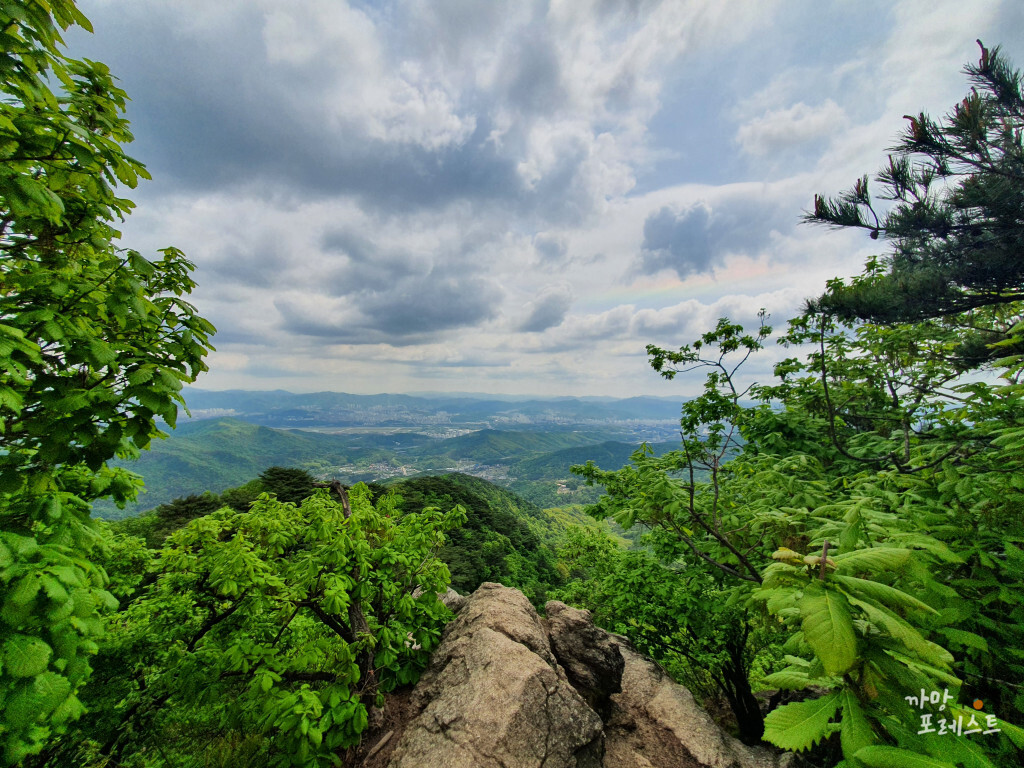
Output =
[
  {"x1": 179, "y1": 388, "x2": 684, "y2": 438},
  {"x1": 94, "y1": 415, "x2": 676, "y2": 517}
]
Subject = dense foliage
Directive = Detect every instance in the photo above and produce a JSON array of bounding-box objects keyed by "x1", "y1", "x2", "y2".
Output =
[
  {"x1": 109, "y1": 469, "x2": 572, "y2": 607},
  {"x1": 554, "y1": 527, "x2": 781, "y2": 744},
  {"x1": 110, "y1": 468, "x2": 310, "y2": 549},
  {"x1": 34, "y1": 484, "x2": 464, "y2": 767},
  {"x1": 374, "y1": 474, "x2": 565, "y2": 605},
  {"x1": 573, "y1": 45, "x2": 1024, "y2": 768},
  {"x1": 0, "y1": 2, "x2": 214, "y2": 763}
]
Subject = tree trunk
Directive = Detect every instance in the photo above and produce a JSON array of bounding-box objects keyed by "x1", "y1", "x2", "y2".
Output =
[{"x1": 720, "y1": 624, "x2": 764, "y2": 745}]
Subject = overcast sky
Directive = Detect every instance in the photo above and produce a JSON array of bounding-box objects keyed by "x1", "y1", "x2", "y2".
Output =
[{"x1": 70, "y1": 0, "x2": 1024, "y2": 397}]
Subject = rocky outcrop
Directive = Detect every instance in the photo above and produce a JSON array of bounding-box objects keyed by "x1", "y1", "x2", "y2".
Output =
[
  {"x1": 604, "y1": 642, "x2": 786, "y2": 768},
  {"x1": 387, "y1": 583, "x2": 604, "y2": 768},
  {"x1": 376, "y1": 583, "x2": 788, "y2": 768},
  {"x1": 440, "y1": 586, "x2": 467, "y2": 614},
  {"x1": 411, "y1": 586, "x2": 468, "y2": 614}
]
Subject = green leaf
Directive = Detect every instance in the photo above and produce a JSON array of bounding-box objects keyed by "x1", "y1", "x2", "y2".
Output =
[
  {"x1": 2, "y1": 635, "x2": 52, "y2": 678},
  {"x1": 848, "y1": 596, "x2": 952, "y2": 668},
  {"x1": 51, "y1": 693, "x2": 86, "y2": 725},
  {"x1": 997, "y1": 718, "x2": 1024, "y2": 749},
  {"x1": 929, "y1": 733, "x2": 998, "y2": 768},
  {"x1": 761, "y1": 667, "x2": 814, "y2": 690},
  {"x1": 800, "y1": 582, "x2": 857, "y2": 675},
  {"x1": 935, "y1": 627, "x2": 988, "y2": 653},
  {"x1": 127, "y1": 365, "x2": 156, "y2": 385},
  {"x1": 839, "y1": 689, "x2": 874, "y2": 758},
  {"x1": 352, "y1": 703, "x2": 368, "y2": 733},
  {"x1": 834, "y1": 547, "x2": 911, "y2": 573},
  {"x1": 763, "y1": 691, "x2": 841, "y2": 751},
  {"x1": 87, "y1": 338, "x2": 117, "y2": 365},
  {"x1": 853, "y1": 746, "x2": 954, "y2": 768},
  {"x1": 4, "y1": 687, "x2": 42, "y2": 731},
  {"x1": 833, "y1": 575, "x2": 938, "y2": 615},
  {"x1": 8, "y1": 574, "x2": 41, "y2": 606},
  {"x1": 33, "y1": 671, "x2": 73, "y2": 714}
]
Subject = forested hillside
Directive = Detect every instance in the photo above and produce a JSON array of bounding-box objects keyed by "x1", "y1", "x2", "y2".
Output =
[
  {"x1": 90, "y1": 417, "x2": 667, "y2": 517},
  {"x1": 23, "y1": 472, "x2": 612, "y2": 764}
]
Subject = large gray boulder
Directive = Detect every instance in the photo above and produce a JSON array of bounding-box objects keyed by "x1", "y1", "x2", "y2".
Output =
[
  {"x1": 387, "y1": 583, "x2": 604, "y2": 768},
  {"x1": 380, "y1": 584, "x2": 788, "y2": 768},
  {"x1": 544, "y1": 601, "x2": 623, "y2": 715},
  {"x1": 440, "y1": 587, "x2": 467, "y2": 613}
]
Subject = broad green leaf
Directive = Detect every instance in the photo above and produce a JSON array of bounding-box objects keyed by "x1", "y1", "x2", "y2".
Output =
[
  {"x1": 352, "y1": 703, "x2": 368, "y2": 734},
  {"x1": 4, "y1": 686, "x2": 43, "y2": 731},
  {"x1": 761, "y1": 667, "x2": 814, "y2": 690},
  {"x1": 839, "y1": 689, "x2": 874, "y2": 758},
  {"x1": 51, "y1": 693, "x2": 87, "y2": 725},
  {"x1": 87, "y1": 338, "x2": 117, "y2": 365},
  {"x1": 997, "y1": 717, "x2": 1024, "y2": 749},
  {"x1": 925, "y1": 732, "x2": 998, "y2": 768},
  {"x1": 853, "y1": 746, "x2": 955, "y2": 768},
  {"x1": 800, "y1": 581, "x2": 857, "y2": 675},
  {"x1": 2, "y1": 635, "x2": 52, "y2": 678},
  {"x1": 834, "y1": 575, "x2": 938, "y2": 615},
  {"x1": 764, "y1": 587, "x2": 800, "y2": 613},
  {"x1": 833, "y1": 548, "x2": 911, "y2": 573},
  {"x1": 763, "y1": 691, "x2": 841, "y2": 751},
  {"x1": 8, "y1": 574, "x2": 41, "y2": 606},
  {"x1": 848, "y1": 596, "x2": 952, "y2": 668},
  {"x1": 935, "y1": 627, "x2": 988, "y2": 653},
  {"x1": 32, "y1": 671, "x2": 73, "y2": 714}
]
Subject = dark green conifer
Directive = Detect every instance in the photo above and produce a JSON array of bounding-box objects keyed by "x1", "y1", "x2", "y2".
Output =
[
  {"x1": 806, "y1": 42, "x2": 1024, "y2": 338},
  {"x1": 258, "y1": 465, "x2": 318, "y2": 505}
]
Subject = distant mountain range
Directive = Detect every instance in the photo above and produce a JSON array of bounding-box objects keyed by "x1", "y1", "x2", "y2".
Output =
[
  {"x1": 95, "y1": 413, "x2": 677, "y2": 518},
  {"x1": 177, "y1": 388, "x2": 684, "y2": 439}
]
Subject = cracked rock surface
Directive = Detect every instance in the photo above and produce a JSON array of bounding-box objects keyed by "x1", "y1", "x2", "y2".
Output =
[
  {"x1": 383, "y1": 583, "x2": 788, "y2": 768},
  {"x1": 387, "y1": 583, "x2": 603, "y2": 768},
  {"x1": 544, "y1": 601, "x2": 623, "y2": 716},
  {"x1": 603, "y1": 641, "x2": 788, "y2": 768}
]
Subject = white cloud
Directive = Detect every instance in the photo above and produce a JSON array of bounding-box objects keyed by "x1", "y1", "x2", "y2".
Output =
[
  {"x1": 262, "y1": 1, "x2": 476, "y2": 150},
  {"x1": 736, "y1": 99, "x2": 846, "y2": 157},
  {"x1": 67, "y1": 0, "x2": 1023, "y2": 396}
]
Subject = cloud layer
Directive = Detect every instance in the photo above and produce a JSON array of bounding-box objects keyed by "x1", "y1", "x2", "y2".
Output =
[{"x1": 67, "y1": 0, "x2": 1024, "y2": 396}]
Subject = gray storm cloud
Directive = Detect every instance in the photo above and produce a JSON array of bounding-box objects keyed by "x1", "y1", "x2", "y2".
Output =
[
  {"x1": 638, "y1": 204, "x2": 715, "y2": 278},
  {"x1": 636, "y1": 195, "x2": 792, "y2": 280},
  {"x1": 519, "y1": 287, "x2": 574, "y2": 332}
]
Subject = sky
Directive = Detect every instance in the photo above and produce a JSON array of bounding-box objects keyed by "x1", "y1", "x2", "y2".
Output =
[{"x1": 68, "y1": 0, "x2": 1024, "y2": 398}]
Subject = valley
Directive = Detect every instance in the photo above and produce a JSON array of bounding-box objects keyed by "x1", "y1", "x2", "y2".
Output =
[{"x1": 94, "y1": 389, "x2": 682, "y2": 517}]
